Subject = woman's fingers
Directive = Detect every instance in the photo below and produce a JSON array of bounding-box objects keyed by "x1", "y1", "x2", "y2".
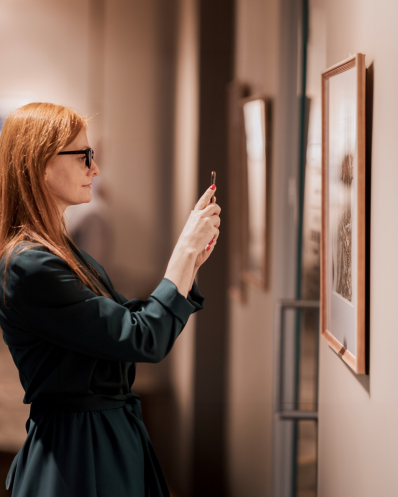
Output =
[
  {"x1": 195, "y1": 185, "x2": 217, "y2": 211},
  {"x1": 210, "y1": 227, "x2": 220, "y2": 242},
  {"x1": 207, "y1": 228, "x2": 220, "y2": 246},
  {"x1": 206, "y1": 239, "x2": 217, "y2": 251}
]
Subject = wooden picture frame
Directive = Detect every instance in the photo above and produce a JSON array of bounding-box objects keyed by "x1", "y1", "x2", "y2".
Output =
[
  {"x1": 240, "y1": 94, "x2": 271, "y2": 290},
  {"x1": 321, "y1": 53, "x2": 366, "y2": 374},
  {"x1": 227, "y1": 81, "x2": 249, "y2": 302}
]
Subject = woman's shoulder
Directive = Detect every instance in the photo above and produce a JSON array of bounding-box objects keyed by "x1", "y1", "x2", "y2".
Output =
[
  {"x1": 0, "y1": 243, "x2": 70, "y2": 307},
  {"x1": 6, "y1": 241, "x2": 51, "y2": 260},
  {"x1": 2, "y1": 242, "x2": 66, "y2": 278}
]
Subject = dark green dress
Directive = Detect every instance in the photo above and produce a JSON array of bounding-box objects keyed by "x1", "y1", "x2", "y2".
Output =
[{"x1": 0, "y1": 240, "x2": 204, "y2": 496}]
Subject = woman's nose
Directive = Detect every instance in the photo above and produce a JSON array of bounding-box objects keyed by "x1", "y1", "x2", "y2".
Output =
[{"x1": 90, "y1": 159, "x2": 100, "y2": 176}]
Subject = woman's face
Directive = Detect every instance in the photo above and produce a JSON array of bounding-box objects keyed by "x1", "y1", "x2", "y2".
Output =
[{"x1": 44, "y1": 129, "x2": 100, "y2": 214}]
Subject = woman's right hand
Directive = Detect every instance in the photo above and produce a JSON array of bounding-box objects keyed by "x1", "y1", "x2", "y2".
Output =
[{"x1": 176, "y1": 185, "x2": 221, "y2": 257}]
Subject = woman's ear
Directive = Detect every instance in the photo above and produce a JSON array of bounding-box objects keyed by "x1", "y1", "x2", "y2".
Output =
[{"x1": 43, "y1": 162, "x2": 50, "y2": 182}]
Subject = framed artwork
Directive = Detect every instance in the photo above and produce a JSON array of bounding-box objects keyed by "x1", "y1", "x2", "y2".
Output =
[
  {"x1": 240, "y1": 95, "x2": 271, "y2": 290},
  {"x1": 227, "y1": 81, "x2": 249, "y2": 302},
  {"x1": 321, "y1": 53, "x2": 366, "y2": 374}
]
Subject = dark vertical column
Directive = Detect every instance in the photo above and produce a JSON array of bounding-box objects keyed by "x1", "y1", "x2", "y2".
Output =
[{"x1": 192, "y1": 1, "x2": 234, "y2": 496}]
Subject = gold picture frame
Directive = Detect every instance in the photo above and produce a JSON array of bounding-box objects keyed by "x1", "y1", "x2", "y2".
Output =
[{"x1": 320, "y1": 53, "x2": 366, "y2": 374}]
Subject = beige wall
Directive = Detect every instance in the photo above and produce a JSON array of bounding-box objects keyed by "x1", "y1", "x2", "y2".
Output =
[
  {"x1": 0, "y1": 0, "x2": 91, "y2": 117},
  {"x1": 101, "y1": 0, "x2": 179, "y2": 302},
  {"x1": 102, "y1": 0, "x2": 166, "y2": 283},
  {"x1": 227, "y1": 1, "x2": 280, "y2": 495},
  {"x1": 317, "y1": 0, "x2": 398, "y2": 495}
]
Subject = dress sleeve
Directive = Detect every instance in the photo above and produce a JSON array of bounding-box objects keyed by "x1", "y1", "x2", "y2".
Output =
[
  {"x1": 186, "y1": 279, "x2": 205, "y2": 313},
  {"x1": 5, "y1": 247, "x2": 205, "y2": 363}
]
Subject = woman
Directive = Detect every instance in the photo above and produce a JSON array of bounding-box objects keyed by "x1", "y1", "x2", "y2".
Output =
[{"x1": 0, "y1": 102, "x2": 220, "y2": 496}]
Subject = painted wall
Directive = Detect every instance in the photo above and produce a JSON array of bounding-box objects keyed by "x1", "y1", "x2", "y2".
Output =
[
  {"x1": 102, "y1": 0, "x2": 177, "y2": 289},
  {"x1": 316, "y1": 0, "x2": 398, "y2": 495},
  {"x1": 0, "y1": 0, "x2": 91, "y2": 118},
  {"x1": 227, "y1": 0, "x2": 301, "y2": 495},
  {"x1": 227, "y1": 3, "x2": 278, "y2": 492}
]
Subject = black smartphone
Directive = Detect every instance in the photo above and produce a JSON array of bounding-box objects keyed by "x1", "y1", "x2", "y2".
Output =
[{"x1": 211, "y1": 171, "x2": 216, "y2": 203}]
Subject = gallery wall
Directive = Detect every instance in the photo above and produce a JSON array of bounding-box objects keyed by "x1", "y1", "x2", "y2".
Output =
[
  {"x1": 102, "y1": 0, "x2": 177, "y2": 291},
  {"x1": 226, "y1": 0, "x2": 301, "y2": 495},
  {"x1": 316, "y1": 0, "x2": 398, "y2": 494},
  {"x1": 226, "y1": 1, "x2": 278, "y2": 493},
  {"x1": 0, "y1": 0, "x2": 92, "y2": 117}
]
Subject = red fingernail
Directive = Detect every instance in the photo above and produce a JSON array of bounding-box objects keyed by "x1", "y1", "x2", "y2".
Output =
[
  {"x1": 206, "y1": 245, "x2": 211, "y2": 251},
  {"x1": 209, "y1": 239, "x2": 214, "y2": 245},
  {"x1": 210, "y1": 185, "x2": 216, "y2": 190}
]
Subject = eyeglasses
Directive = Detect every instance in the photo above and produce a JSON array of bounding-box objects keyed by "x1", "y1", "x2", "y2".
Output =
[{"x1": 58, "y1": 148, "x2": 94, "y2": 169}]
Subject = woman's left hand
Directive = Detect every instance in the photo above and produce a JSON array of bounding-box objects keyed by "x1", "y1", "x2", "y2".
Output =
[{"x1": 194, "y1": 196, "x2": 220, "y2": 268}]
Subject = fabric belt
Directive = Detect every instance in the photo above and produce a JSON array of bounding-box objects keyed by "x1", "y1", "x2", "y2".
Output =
[
  {"x1": 7, "y1": 392, "x2": 170, "y2": 497},
  {"x1": 29, "y1": 391, "x2": 140, "y2": 416}
]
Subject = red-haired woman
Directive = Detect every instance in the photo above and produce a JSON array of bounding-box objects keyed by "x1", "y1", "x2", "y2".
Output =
[{"x1": 0, "y1": 102, "x2": 220, "y2": 497}]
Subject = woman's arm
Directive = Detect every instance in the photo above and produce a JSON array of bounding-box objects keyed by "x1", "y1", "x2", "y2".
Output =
[
  {"x1": 164, "y1": 243, "x2": 196, "y2": 298},
  {"x1": 4, "y1": 247, "x2": 204, "y2": 363},
  {"x1": 189, "y1": 266, "x2": 199, "y2": 293}
]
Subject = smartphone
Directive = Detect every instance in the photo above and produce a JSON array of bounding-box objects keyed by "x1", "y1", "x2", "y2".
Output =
[{"x1": 211, "y1": 171, "x2": 216, "y2": 203}]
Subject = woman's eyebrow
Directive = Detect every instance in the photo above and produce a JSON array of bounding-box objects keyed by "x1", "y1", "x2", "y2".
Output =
[{"x1": 73, "y1": 147, "x2": 90, "y2": 152}]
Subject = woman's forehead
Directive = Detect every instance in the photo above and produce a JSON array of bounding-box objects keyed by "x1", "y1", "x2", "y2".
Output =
[{"x1": 63, "y1": 129, "x2": 89, "y2": 151}]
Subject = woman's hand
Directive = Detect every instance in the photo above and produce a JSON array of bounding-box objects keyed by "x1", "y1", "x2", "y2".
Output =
[
  {"x1": 176, "y1": 185, "x2": 221, "y2": 267},
  {"x1": 194, "y1": 195, "x2": 219, "y2": 268}
]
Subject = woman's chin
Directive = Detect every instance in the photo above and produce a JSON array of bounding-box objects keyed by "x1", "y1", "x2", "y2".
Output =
[
  {"x1": 82, "y1": 191, "x2": 92, "y2": 202},
  {"x1": 70, "y1": 193, "x2": 92, "y2": 206}
]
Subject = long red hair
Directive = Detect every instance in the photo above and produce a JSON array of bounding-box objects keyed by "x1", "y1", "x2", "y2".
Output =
[{"x1": 0, "y1": 102, "x2": 111, "y2": 305}]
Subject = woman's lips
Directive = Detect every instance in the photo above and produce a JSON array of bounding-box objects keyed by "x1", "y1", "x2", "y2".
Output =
[{"x1": 83, "y1": 184, "x2": 92, "y2": 188}]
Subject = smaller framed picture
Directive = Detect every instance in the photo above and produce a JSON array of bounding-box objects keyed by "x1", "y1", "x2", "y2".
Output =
[
  {"x1": 321, "y1": 53, "x2": 366, "y2": 374},
  {"x1": 240, "y1": 95, "x2": 271, "y2": 290}
]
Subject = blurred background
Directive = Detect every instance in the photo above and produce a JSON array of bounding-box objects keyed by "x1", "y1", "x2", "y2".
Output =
[{"x1": 1, "y1": 0, "x2": 398, "y2": 497}]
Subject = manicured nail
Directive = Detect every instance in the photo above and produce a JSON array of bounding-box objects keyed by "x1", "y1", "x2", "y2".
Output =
[
  {"x1": 209, "y1": 239, "x2": 214, "y2": 245},
  {"x1": 206, "y1": 245, "x2": 211, "y2": 251},
  {"x1": 210, "y1": 184, "x2": 216, "y2": 190}
]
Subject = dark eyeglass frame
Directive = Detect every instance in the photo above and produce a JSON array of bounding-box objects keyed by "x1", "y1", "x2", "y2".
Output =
[{"x1": 58, "y1": 148, "x2": 94, "y2": 169}]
